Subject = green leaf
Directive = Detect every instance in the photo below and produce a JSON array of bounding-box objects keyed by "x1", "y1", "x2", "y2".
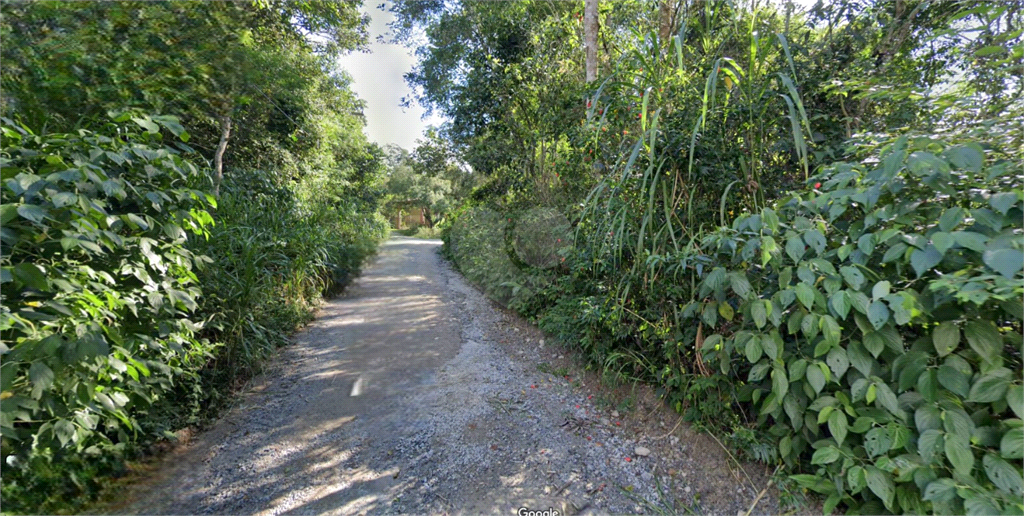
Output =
[
  {"x1": 932, "y1": 322, "x2": 960, "y2": 357},
  {"x1": 922, "y1": 478, "x2": 957, "y2": 503},
  {"x1": 820, "y1": 315, "x2": 841, "y2": 347},
  {"x1": 910, "y1": 245, "x2": 942, "y2": 277},
  {"x1": 807, "y1": 364, "x2": 826, "y2": 394},
  {"x1": 16, "y1": 203, "x2": 46, "y2": 224},
  {"x1": 943, "y1": 409, "x2": 975, "y2": 440},
  {"x1": 718, "y1": 301, "x2": 734, "y2": 321},
  {"x1": 915, "y1": 405, "x2": 942, "y2": 432},
  {"x1": 871, "y1": 281, "x2": 890, "y2": 301},
  {"x1": 848, "y1": 341, "x2": 875, "y2": 376},
  {"x1": 964, "y1": 497, "x2": 999, "y2": 516},
  {"x1": 968, "y1": 370, "x2": 1011, "y2": 403},
  {"x1": 1008, "y1": 385, "x2": 1023, "y2": 419},
  {"x1": 1001, "y1": 427, "x2": 1023, "y2": 459},
  {"x1": 826, "y1": 347, "x2": 849, "y2": 380},
  {"x1": 751, "y1": 301, "x2": 767, "y2": 329},
  {"x1": 729, "y1": 272, "x2": 753, "y2": 300},
  {"x1": 803, "y1": 229, "x2": 826, "y2": 255},
  {"x1": 28, "y1": 362, "x2": 54, "y2": 399},
  {"x1": 989, "y1": 191, "x2": 1019, "y2": 215},
  {"x1": 918, "y1": 429, "x2": 944, "y2": 464},
  {"x1": 875, "y1": 382, "x2": 899, "y2": 416},
  {"x1": 975, "y1": 45, "x2": 1007, "y2": 57},
  {"x1": 745, "y1": 336, "x2": 763, "y2": 363},
  {"x1": 829, "y1": 410, "x2": 848, "y2": 446},
  {"x1": 795, "y1": 282, "x2": 815, "y2": 310},
  {"x1": 983, "y1": 453, "x2": 1023, "y2": 497},
  {"x1": 937, "y1": 364, "x2": 971, "y2": 398},
  {"x1": 840, "y1": 266, "x2": 865, "y2": 290},
  {"x1": 939, "y1": 207, "x2": 966, "y2": 232},
  {"x1": 811, "y1": 446, "x2": 841, "y2": 465},
  {"x1": 865, "y1": 427, "x2": 892, "y2": 458},
  {"x1": 867, "y1": 301, "x2": 890, "y2": 330},
  {"x1": 772, "y1": 367, "x2": 789, "y2": 400},
  {"x1": 786, "y1": 237, "x2": 805, "y2": 263},
  {"x1": 983, "y1": 248, "x2": 1024, "y2": 279},
  {"x1": 865, "y1": 466, "x2": 895, "y2": 511},
  {"x1": 882, "y1": 242, "x2": 908, "y2": 263},
  {"x1": 131, "y1": 117, "x2": 160, "y2": 133},
  {"x1": 952, "y1": 231, "x2": 988, "y2": 252},
  {"x1": 931, "y1": 232, "x2": 953, "y2": 255},
  {"x1": 51, "y1": 192, "x2": 77, "y2": 208},
  {"x1": 54, "y1": 419, "x2": 75, "y2": 447},
  {"x1": 13, "y1": 263, "x2": 48, "y2": 291},
  {"x1": 964, "y1": 320, "x2": 1002, "y2": 366},
  {"x1": 945, "y1": 434, "x2": 975, "y2": 476},
  {"x1": 830, "y1": 290, "x2": 851, "y2": 320}
]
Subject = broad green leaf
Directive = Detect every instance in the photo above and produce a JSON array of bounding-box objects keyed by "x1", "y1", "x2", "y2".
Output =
[
  {"x1": 865, "y1": 427, "x2": 892, "y2": 458},
  {"x1": 28, "y1": 362, "x2": 54, "y2": 399},
  {"x1": 745, "y1": 336, "x2": 763, "y2": 363},
  {"x1": 131, "y1": 117, "x2": 160, "y2": 133},
  {"x1": 1008, "y1": 385, "x2": 1023, "y2": 419},
  {"x1": 848, "y1": 341, "x2": 875, "y2": 376},
  {"x1": 828, "y1": 410, "x2": 848, "y2": 446},
  {"x1": 871, "y1": 281, "x2": 890, "y2": 300},
  {"x1": 910, "y1": 245, "x2": 942, "y2": 277},
  {"x1": 803, "y1": 229, "x2": 826, "y2": 255},
  {"x1": 965, "y1": 498, "x2": 999, "y2": 516},
  {"x1": 1001, "y1": 427, "x2": 1023, "y2": 459},
  {"x1": 13, "y1": 263, "x2": 48, "y2": 291},
  {"x1": 51, "y1": 192, "x2": 77, "y2": 208},
  {"x1": 772, "y1": 367, "x2": 789, "y2": 400},
  {"x1": 937, "y1": 364, "x2": 971, "y2": 398},
  {"x1": 54, "y1": 419, "x2": 75, "y2": 447},
  {"x1": 718, "y1": 301, "x2": 734, "y2": 321},
  {"x1": 945, "y1": 434, "x2": 975, "y2": 476},
  {"x1": 964, "y1": 320, "x2": 1002, "y2": 366},
  {"x1": 919, "y1": 429, "x2": 944, "y2": 464},
  {"x1": 858, "y1": 233, "x2": 875, "y2": 255},
  {"x1": 943, "y1": 409, "x2": 975, "y2": 439},
  {"x1": 881, "y1": 242, "x2": 908, "y2": 263},
  {"x1": 826, "y1": 347, "x2": 849, "y2": 380},
  {"x1": 751, "y1": 301, "x2": 767, "y2": 329},
  {"x1": 932, "y1": 322, "x2": 960, "y2": 357},
  {"x1": 952, "y1": 231, "x2": 988, "y2": 252},
  {"x1": 922, "y1": 478, "x2": 957, "y2": 502},
  {"x1": 830, "y1": 290, "x2": 851, "y2": 320},
  {"x1": 785, "y1": 237, "x2": 804, "y2": 263},
  {"x1": 875, "y1": 382, "x2": 899, "y2": 416},
  {"x1": 989, "y1": 191, "x2": 1019, "y2": 215},
  {"x1": 983, "y1": 248, "x2": 1024, "y2": 279},
  {"x1": 847, "y1": 465, "x2": 866, "y2": 493},
  {"x1": 840, "y1": 266, "x2": 865, "y2": 290},
  {"x1": 968, "y1": 369, "x2": 1011, "y2": 403},
  {"x1": 807, "y1": 364, "x2": 826, "y2": 394},
  {"x1": 867, "y1": 301, "x2": 890, "y2": 330},
  {"x1": 729, "y1": 272, "x2": 753, "y2": 300},
  {"x1": 983, "y1": 453, "x2": 1023, "y2": 497},
  {"x1": 795, "y1": 282, "x2": 815, "y2": 311},
  {"x1": 821, "y1": 315, "x2": 841, "y2": 347},
  {"x1": 975, "y1": 45, "x2": 1007, "y2": 57},
  {"x1": 931, "y1": 232, "x2": 953, "y2": 255},
  {"x1": 811, "y1": 446, "x2": 841, "y2": 465},
  {"x1": 915, "y1": 405, "x2": 942, "y2": 432},
  {"x1": 866, "y1": 466, "x2": 895, "y2": 511},
  {"x1": 938, "y1": 207, "x2": 965, "y2": 232},
  {"x1": 16, "y1": 203, "x2": 46, "y2": 223}
]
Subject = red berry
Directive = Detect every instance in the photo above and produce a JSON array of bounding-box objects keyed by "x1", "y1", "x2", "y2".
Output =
[{"x1": 815, "y1": 182, "x2": 822, "y2": 188}]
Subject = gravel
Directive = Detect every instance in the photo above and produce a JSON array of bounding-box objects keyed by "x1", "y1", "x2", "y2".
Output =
[{"x1": 102, "y1": 237, "x2": 797, "y2": 516}]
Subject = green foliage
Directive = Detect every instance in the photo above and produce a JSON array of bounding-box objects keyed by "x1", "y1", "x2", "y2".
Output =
[
  {"x1": 691, "y1": 133, "x2": 1023, "y2": 514},
  {"x1": 0, "y1": 116, "x2": 217, "y2": 511}
]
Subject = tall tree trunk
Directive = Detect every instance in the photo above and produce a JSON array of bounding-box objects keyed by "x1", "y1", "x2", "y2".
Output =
[
  {"x1": 585, "y1": 0, "x2": 599, "y2": 82},
  {"x1": 213, "y1": 115, "x2": 231, "y2": 197},
  {"x1": 659, "y1": 0, "x2": 674, "y2": 45}
]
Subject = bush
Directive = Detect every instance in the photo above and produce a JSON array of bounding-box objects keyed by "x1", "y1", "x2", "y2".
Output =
[
  {"x1": 0, "y1": 116, "x2": 216, "y2": 512},
  {"x1": 691, "y1": 133, "x2": 1022, "y2": 514}
]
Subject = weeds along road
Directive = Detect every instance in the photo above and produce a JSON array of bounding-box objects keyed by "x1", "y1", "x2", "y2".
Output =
[{"x1": 109, "y1": 236, "x2": 783, "y2": 516}]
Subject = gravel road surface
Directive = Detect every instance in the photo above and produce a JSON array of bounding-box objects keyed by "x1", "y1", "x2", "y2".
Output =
[{"x1": 106, "y1": 237, "x2": 792, "y2": 515}]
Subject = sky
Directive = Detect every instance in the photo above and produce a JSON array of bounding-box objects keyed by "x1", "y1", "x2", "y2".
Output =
[{"x1": 335, "y1": 3, "x2": 446, "y2": 151}]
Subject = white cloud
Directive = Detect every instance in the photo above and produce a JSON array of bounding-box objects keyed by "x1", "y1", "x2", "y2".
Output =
[{"x1": 335, "y1": 4, "x2": 446, "y2": 151}]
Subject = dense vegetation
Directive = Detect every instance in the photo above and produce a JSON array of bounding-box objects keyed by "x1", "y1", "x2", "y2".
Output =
[
  {"x1": 0, "y1": 1, "x2": 387, "y2": 512},
  {"x1": 399, "y1": 0, "x2": 1023, "y2": 513}
]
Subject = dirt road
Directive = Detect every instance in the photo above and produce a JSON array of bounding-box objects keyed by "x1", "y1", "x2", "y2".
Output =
[{"x1": 108, "y1": 237, "x2": 788, "y2": 515}]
